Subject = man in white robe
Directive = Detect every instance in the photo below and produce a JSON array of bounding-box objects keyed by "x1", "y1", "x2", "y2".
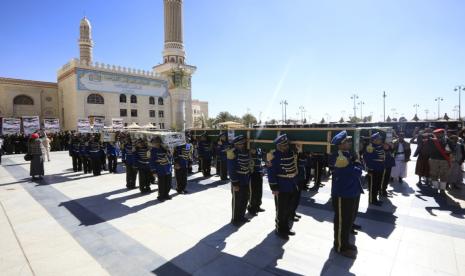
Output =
[{"x1": 391, "y1": 132, "x2": 411, "y2": 182}]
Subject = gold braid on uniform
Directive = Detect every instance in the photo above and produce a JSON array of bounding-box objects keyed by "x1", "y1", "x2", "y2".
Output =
[
  {"x1": 335, "y1": 150, "x2": 349, "y2": 168},
  {"x1": 227, "y1": 149, "x2": 235, "y2": 160},
  {"x1": 366, "y1": 144, "x2": 374, "y2": 153}
]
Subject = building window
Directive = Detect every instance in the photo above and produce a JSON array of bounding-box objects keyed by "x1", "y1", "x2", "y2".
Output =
[
  {"x1": 158, "y1": 110, "x2": 164, "y2": 118},
  {"x1": 149, "y1": 110, "x2": 156, "y2": 118},
  {"x1": 131, "y1": 109, "x2": 138, "y2": 117},
  {"x1": 87, "y1": 94, "x2": 104, "y2": 104},
  {"x1": 158, "y1": 98, "x2": 164, "y2": 105},
  {"x1": 130, "y1": 95, "x2": 137, "y2": 104},
  {"x1": 120, "y1": 94, "x2": 127, "y2": 103},
  {"x1": 159, "y1": 123, "x2": 165, "y2": 129},
  {"x1": 120, "y1": 109, "x2": 127, "y2": 117},
  {"x1": 45, "y1": 96, "x2": 52, "y2": 102},
  {"x1": 149, "y1": 96, "x2": 155, "y2": 105},
  {"x1": 13, "y1": 95, "x2": 34, "y2": 105}
]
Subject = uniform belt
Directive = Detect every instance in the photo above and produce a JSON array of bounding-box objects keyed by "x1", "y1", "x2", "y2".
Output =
[
  {"x1": 277, "y1": 173, "x2": 297, "y2": 178},
  {"x1": 138, "y1": 161, "x2": 149, "y2": 164}
]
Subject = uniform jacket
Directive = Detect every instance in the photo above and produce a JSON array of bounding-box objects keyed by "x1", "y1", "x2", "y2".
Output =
[
  {"x1": 329, "y1": 150, "x2": 363, "y2": 198},
  {"x1": 251, "y1": 148, "x2": 264, "y2": 174},
  {"x1": 174, "y1": 144, "x2": 192, "y2": 169},
  {"x1": 106, "y1": 143, "x2": 118, "y2": 156},
  {"x1": 227, "y1": 148, "x2": 252, "y2": 186},
  {"x1": 266, "y1": 149, "x2": 298, "y2": 193},
  {"x1": 88, "y1": 141, "x2": 101, "y2": 159},
  {"x1": 216, "y1": 140, "x2": 230, "y2": 162},
  {"x1": 198, "y1": 140, "x2": 212, "y2": 160},
  {"x1": 149, "y1": 146, "x2": 172, "y2": 176},
  {"x1": 134, "y1": 144, "x2": 151, "y2": 170},
  {"x1": 363, "y1": 143, "x2": 386, "y2": 172},
  {"x1": 121, "y1": 143, "x2": 136, "y2": 166}
]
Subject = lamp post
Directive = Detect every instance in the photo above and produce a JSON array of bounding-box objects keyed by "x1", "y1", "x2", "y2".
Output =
[
  {"x1": 284, "y1": 100, "x2": 288, "y2": 123},
  {"x1": 413, "y1": 104, "x2": 420, "y2": 116},
  {"x1": 424, "y1": 109, "x2": 429, "y2": 120},
  {"x1": 454, "y1": 85, "x2": 465, "y2": 121},
  {"x1": 350, "y1": 94, "x2": 359, "y2": 118},
  {"x1": 434, "y1": 97, "x2": 444, "y2": 120},
  {"x1": 382, "y1": 91, "x2": 387, "y2": 122},
  {"x1": 358, "y1": 101, "x2": 365, "y2": 120}
]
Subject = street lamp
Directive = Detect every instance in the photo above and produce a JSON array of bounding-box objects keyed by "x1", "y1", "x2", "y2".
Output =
[
  {"x1": 454, "y1": 85, "x2": 465, "y2": 121},
  {"x1": 413, "y1": 104, "x2": 420, "y2": 115},
  {"x1": 350, "y1": 94, "x2": 359, "y2": 118},
  {"x1": 358, "y1": 101, "x2": 365, "y2": 120},
  {"x1": 279, "y1": 100, "x2": 288, "y2": 123},
  {"x1": 382, "y1": 91, "x2": 387, "y2": 122},
  {"x1": 434, "y1": 97, "x2": 444, "y2": 120}
]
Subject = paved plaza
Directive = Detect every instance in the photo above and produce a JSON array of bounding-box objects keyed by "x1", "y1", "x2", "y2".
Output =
[{"x1": 1, "y1": 150, "x2": 465, "y2": 276}]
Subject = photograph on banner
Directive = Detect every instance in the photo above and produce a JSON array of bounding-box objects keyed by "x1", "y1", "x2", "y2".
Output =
[
  {"x1": 22, "y1": 116, "x2": 40, "y2": 135},
  {"x1": 43, "y1": 118, "x2": 60, "y2": 133},
  {"x1": 2, "y1": 118, "x2": 21, "y2": 135},
  {"x1": 93, "y1": 117, "x2": 105, "y2": 132},
  {"x1": 112, "y1": 118, "x2": 124, "y2": 130},
  {"x1": 101, "y1": 131, "x2": 116, "y2": 142},
  {"x1": 77, "y1": 118, "x2": 91, "y2": 133}
]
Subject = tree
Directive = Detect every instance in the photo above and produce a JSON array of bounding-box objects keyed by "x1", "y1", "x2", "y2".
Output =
[
  {"x1": 216, "y1": 112, "x2": 236, "y2": 123},
  {"x1": 349, "y1": 116, "x2": 360, "y2": 123},
  {"x1": 412, "y1": 114, "x2": 420, "y2": 121},
  {"x1": 303, "y1": 118, "x2": 307, "y2": 124},
  {"x1": 443, "y1": 113, "x2": 450, "y2": 121},
  {"x1": 320, "y1": 118, "x2": 325, "y2": 124},
  {"x1": 268, "y1": 119, "x2": 278, "y2": 125},
  {"x1": 242, "y1": 113, "x2": 257, "y2": 127},
  {"x1": 339, "y1": 117, "x2": 344, "y2": 123}
]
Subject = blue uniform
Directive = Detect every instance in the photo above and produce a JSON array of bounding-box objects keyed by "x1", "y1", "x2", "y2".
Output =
[
  {"x1": 227, "y1": 148, "x2": 252, "y2": 186},
  {"x1": 134, "y1": 143, "x2": 152, "y2": 193},
  {"x1": 88, "y1": 140, "x2": 102, "y2": 176},
  {"x1": 150, "y1": 145, "x2": 173, "y2": 199},
  {"x1": 251, "y1": 148, "x2": 264, "y2": 174},
  {"x1": 329, "y1": 150, "x2": 363, "y2": 198},
  {"x1": 174, "y1": 144, "x2": 191, "y2": 193},
  {"x1": 122, "y1": 142, "x2": 137, "y2": 189},
  {"x1": 267, "y1": 149, "x2": 298, "y2": 193},
  {"x1": 198, "y1": 140, "x2": 212, "y2": 176},
  {"x1": 363, "y1": 143, "x2": 385, "y2": 172},
  {"x1": 106, "y1": 143, "x2": 118, "y2": 156},
  {"x1": 363, "y1": 142, "x2": 387, "y2": 203}
]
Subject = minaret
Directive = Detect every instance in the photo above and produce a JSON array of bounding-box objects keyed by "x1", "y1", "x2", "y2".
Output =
[
  {"x1": 79, "y1": 17, "x2": 93, "y2": 64},
  {"x1": 154, "y1": 0, "x2": 196, "y2": 130}
]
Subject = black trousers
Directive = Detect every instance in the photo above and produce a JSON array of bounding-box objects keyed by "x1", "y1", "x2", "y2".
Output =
[
  {"x1": 232, "y1": 184, "x2": 249, "y2": 222},
  {"x1": 91, "y1": 157, "x2": 101, "y2": 176},
  {"x1": 248, "y1": 172, "x2": 263, "y2": 212},
  {"x1": 175, "y1": 167, "x2": 188, "y2": 192},
  {"x1": 215, "y1": 158, "x2": 221, "y2": 175},
  {"x1": 352, "y1": 196, "x2": 360, "y2": 226},
  {"x1": 126, "y1": 165, "x2": 138, "y2": 188},
  {"x1": 81, "y1": 156, "x2": 91, "y2": 174},
  {"x1": 274, "y1": 191, "x2": 294, "y2": 233},
  {"x1": 101, "y1": 153, "x2": 107, "y2": 170},
  {"x1": 380, "y1": 168, "x2": 391, "y2": 195},
  {"x1": 332, "y1": 196, "x2": 357, "y2": 252},
  {"x1": 220, "y1": 159, "x2": 228, "y2": 180},
  {"x1": 291, "y1": 179, "x2": 306, "y2": 217},
  {"x1": 138, "y1": 168, "x2": 151, "y2": 192},
  {"x1": 107, "y1": 155, "x2": 117, "y2": 173},
  {"x1": 312, "y1": 161, "x2": 324, "y2": 190},
  {"x1": 198, "y1": 158, "x2": 203, "y2": 173},
  {"x1": 188, "y1": 160, "x2": 193, "y2": 174},
  {"x1": 368, "y1": 170, "x2": 383, "y2": 203},
  {"x1": 201, "y1": 157, "x2": 211, "y2": 176},
  {"x1": 72, "y1": 153, "x2": 82, "y2": 172},
  {"x1": 158, "y1": 174, "x2": 172, "y2": 199}
]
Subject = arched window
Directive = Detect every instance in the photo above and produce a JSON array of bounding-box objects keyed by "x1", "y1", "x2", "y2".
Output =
[
  {"x1": 170, "y1": 57, "x2": 175, "y2": 63},
  {"x1": 149, "y1": 96, "x2": 155, "y2": 105},
  {"x1": 158, "y1": 97, "x2": 164, "y2": 105},
  {"x1": 130, "y1": 95, "x2": 137, "y2": 104},
  {"x1": 13, "y1": 95, "x2": 34, "y2": 105},
  {"x1": 87, "y1": 94, "x2": 104, "y2": 104},
  {"x1": 120, "y1": 94, "x2": 127, "y2": 103}
]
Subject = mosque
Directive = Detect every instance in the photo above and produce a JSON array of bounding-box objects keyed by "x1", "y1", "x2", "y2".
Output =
[{"x1": 0, "y1": 0, "x2": 208, "y2": 131}]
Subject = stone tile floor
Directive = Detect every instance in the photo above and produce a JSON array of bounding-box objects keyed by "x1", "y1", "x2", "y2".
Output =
[{"x1": 0, "y1": 151, "x2": 464, "y2": 276}]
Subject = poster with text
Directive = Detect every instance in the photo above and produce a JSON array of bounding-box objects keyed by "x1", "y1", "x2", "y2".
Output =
[
  {"x1": 22, "y1": 116, "x2": 40, "y2": 135},
  {"x1": 44, "y1": 118, "x2": 60, "y2": 133},
  {"x1": 112, "y1": 118, "x2": 124, "y2": 131},
  {"x1": 1, "y1": 118, "x2": 21, "y2": 135},
  {"x1": 77, "y1": 119, "x2": 91, "y2": 133},
  {"x1": 93, "y1": 117, "x2": 105, "y2": 132}
]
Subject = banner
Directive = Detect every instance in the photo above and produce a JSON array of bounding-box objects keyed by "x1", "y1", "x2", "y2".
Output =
[
  {"x1": 22, "y1": 116, "x2": 40, "y2": 135},
  {"x1": 112, "y1": 118, "x2": 124, "y2": 130},
  {"x1": 44, "y1": 118, "x2": 60, "y2": 133},
  {"x1": 2, "y1": 118, "x2": 21, "y2": 135},
  {"x1": 101, "y1": 131, "x2": 116, "y2": 142},
  {"x1": 77, "y1": 119, "x2": 91, "y2": 133},
  {"x1": 93, "y1": 117, "x2": 105, "y2": 132}
]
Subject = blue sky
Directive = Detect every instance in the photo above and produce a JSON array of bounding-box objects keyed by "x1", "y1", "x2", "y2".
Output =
[{"x1": 1, "y1": 0, "x2": 464, "y2": 122}]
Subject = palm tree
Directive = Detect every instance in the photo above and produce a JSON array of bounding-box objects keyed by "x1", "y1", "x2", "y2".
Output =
[{"x1": 242, "y1": 113, "x2": 257, "y2": 127}]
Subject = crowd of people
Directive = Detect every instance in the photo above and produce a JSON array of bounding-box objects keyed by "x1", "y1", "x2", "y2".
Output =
[{"x1": 1, "y1": 126, "x2": 462, "y2": 260}]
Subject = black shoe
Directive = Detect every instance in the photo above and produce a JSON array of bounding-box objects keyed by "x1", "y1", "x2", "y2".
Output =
[
  {"x1": 157, "y1": 196, "x2": 165, "y2": 201},
  {"x1": 231, "y1": 220, "x2": 242, "y2": 227},
  {"x1": 295, "y1": 214, "x2": 302, "y2": 219},
  {"x1": 350, "y1": 229, "x2": 358, "y2": 235},
  {"x1": 336, "y1": 249, "x2": 357, "y2": 259},
  {"x1": 287, "y1": 230, "x2": 296, "y2": 236},
  {"x1": 183, "y1": 190, "x2": 189, "y2": 194},
  {"x1": 352, "y1": 224, "x2": 362, "y2": 230},
  {"x1": 165, "y1": 196, "x2": 172, "y2": 200},
  {"x1": 248, "y1": 211, "x2": 257, "y2": 216},
  {"x1": 240, "y1": 218, "x2": 250, "y2": 223},
  {"x1": 347, "y1": 244, "x2": 358, "y2": 251},
  {"x1": 292, "y1": 217, "x2": 300, "y2": 222},
  {"x1": 275, "y1": 231, "x2": 289, "y2": 240},
  {"x1": 257, "y1": 208, "x2": 265, "y2": 212},
  {"x1": 371, "y1": 201, "x2": 382, "y2": 206}
]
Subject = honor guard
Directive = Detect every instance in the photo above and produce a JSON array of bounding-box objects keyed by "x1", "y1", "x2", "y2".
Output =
[
  {"x1": 198, "y1": 133, "x2": 213, "y2": 177},
  {"x1": 173, "y1": 143, "x2": 191, "y2": 194},
  {"x1": 329, "y1": 130, "x2": 363, "y2": 259},
  {"x1": 122, "y1": 136, "x2": 138, "y2": 189},
  {"x1": 216, "y1": 132, "x2": 230, "y2": 180},
  {"x1": 79, "y1": 136, "x2": 90, "y2": 174},
  {"x1": 228, "y1": 135, "x2": 253, "y2": 226},
  {"x1": 134, "y1": 139, "x2": 152, "y2": 193},
  {"x1": 69, "y1": 134, "x2": 82, "y2": 172},
  {"x1": 150, "y1": 136, "x2": 173, "y2": 201},
  {"x1": 267, "y1": 134, "x2": 298, "y2": 239},
  {"x1": 88, "y1": 136, "x2": 102, "y2": 176},
  {"x1": 291, "y1": 145, "x2": 307, "y2": 222},
  {"x1": 106, "y1": 142, "x2": 118, "y2": 173},
  {"x1": 382, "y1": 142, "x2": 395, "y2": 197},
  {"x1": 363, "y1": 132, "x2": 386, "y2": 205},
  {"x1": 247, "y1": 145, "x2": 265, "y2": 215}
]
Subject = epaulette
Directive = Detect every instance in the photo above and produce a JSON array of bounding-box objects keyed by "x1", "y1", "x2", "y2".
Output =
[
  {"x1": 146, "y1": 150, "x2": 151, "y2": 159},
  {"x1": 335, "y1": 151, "x2": 349, "y2": 168},
  {"x1": 366, "y1": 144, "x2": 374, "y2": 153},
  {"x1": 227, "y1": 149, "x2": 235, "y2": 160},
  {"x1": 266, "y1": 149, "x2": 276, "y2": 162}
]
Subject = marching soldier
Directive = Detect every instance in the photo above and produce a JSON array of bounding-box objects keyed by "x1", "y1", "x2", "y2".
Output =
[
  {"x1": 88, "y1": 136, "x2": 102, "y2": 176},
  {"x1": 69, "y1": 134, "x2": 82, "y2": 172},
  {"x1": 216, "y1": 132, "x2": 230, "y2": 180},
  {"x1": 79, "y1": 136, "x2": 90, "y2": 174},
  {"x1": 173, "y1": 143, "x2": 191, "y2": 194},
  {"x1": 134, "y1": 138, "x2": 152, "y2": 194},
  {"x1": 122, "y1": 136, "x2": 137, "y2": 189},
  {"x1": 106, "y1": 141, "x2": 118, "y2": 173},
  {"x1": 267, "y1": 134, "x2": 298, "y2": 239},
  {"x1": 247, "y1": 145, "x2": 265, "y2": 215},
  {"x1": 198, "y1": 133, "x2": 213, "y2": 177},
  {"x1": 228, "y1": 135, "x2": 252, "y2": 226},
  {"x1": 150, "y1": 136, "x2": 173, "y2": 201},
  {"x1": 329, "y1": 130, "x2": 363, "y2": 259},
  {"x1": 363, "y1": 132, "x2": 385, "y2": 206}
]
